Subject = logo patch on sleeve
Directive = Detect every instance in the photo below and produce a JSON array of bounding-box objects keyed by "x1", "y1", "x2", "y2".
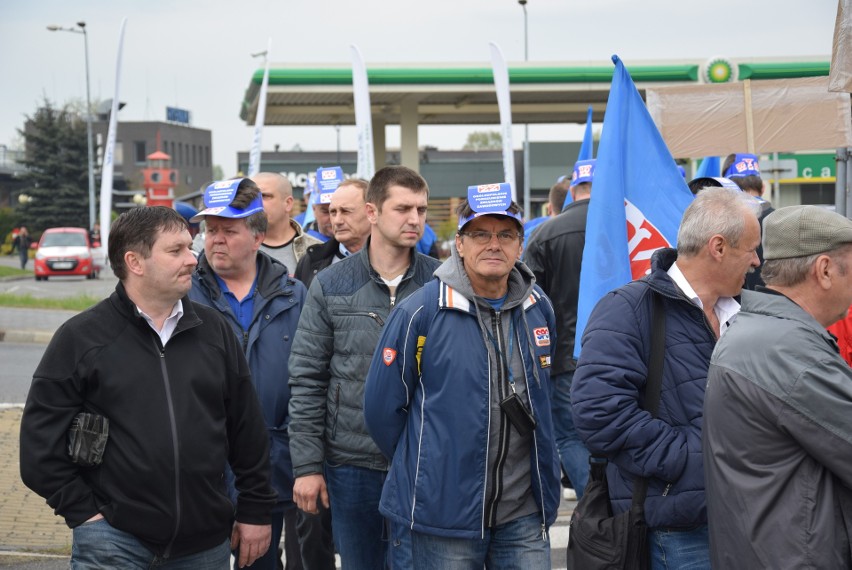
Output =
[
  {"x1": 534, "y1": 327, "x2": 551, "y2": 346},
  {"x1": 539, "y1": 355, "x2": 551, "y2": 368},
  {"x1": 382, "y1": 348, "x2": 398, "y2": 366}
]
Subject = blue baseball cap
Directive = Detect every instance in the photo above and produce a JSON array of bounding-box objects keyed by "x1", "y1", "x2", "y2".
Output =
[
  {"x1": 458, "y1": 183, "x2": 523, "y2": 230},
  {"x1": 571, "y1": 159, "x2": 596, "y2": 187},
  {"x1": 724, "y1": 153, "x2": 761, "y2": 178},
  {"x1": 190, "y1": 178, "x2": 264, "y2": 223}
]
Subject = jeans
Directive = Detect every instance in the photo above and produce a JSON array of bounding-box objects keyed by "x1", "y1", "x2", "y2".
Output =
[
  {"x1": 551, "y1": 371, "x2": 590, "y2": 497},
  {"x1": 410, "y1": 512, "x2": 550, "y2": 570},
  {"x1": 71, "y1": 518, "x2": 230, "y2": 569},
  {"x1": 649, "y1": 525, "x2": 711, "y2": 570},
  {"x1": 324, "y1": 461, "x2": 411, "y2": 570}
]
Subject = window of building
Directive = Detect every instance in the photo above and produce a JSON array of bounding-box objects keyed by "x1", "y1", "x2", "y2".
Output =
[
  {"x1": 800, "y1": 183, "x2": 835, "y2": 206},
  {"x1": 134, "y1": 141, "x2": 147, "y2": 164}
]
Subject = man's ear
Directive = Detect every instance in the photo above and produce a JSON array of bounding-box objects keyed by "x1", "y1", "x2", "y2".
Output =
[
  {"x1": 124, "y1": 250, "x2": 144, "y2": 277},
  {"x1": 708, "y1": 234, "x2": 726, "y2": 261},
  {"x1": 814, "y1": 254, "x2": 834, "y2": 290},
  {"x1": 365, "y1": 202, "x2": 379, "y2": 224}
]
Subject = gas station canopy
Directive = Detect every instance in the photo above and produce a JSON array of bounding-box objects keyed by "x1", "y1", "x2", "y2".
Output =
[{"x1": 240, "y1": 58, "x2": 830, "y2": 127}]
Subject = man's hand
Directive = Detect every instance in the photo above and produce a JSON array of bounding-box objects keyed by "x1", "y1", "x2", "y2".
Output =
[
  {"x1": 293, "y1": 473, "x2": 329, "y2": 514},
  {"x1": 230, "y1": 522, "x2": 271, "y2": 568}
]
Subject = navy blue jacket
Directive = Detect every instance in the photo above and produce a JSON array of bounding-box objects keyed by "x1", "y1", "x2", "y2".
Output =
[
  {"x1": 572, "y1": 249, "x2": 716, "y2": 529},
  {"x1": 190, "y1": 252, "x2": 306, "y2": 504},
  {"x1": 364, "y1": 278, "x2": 561, "y2": 539}
]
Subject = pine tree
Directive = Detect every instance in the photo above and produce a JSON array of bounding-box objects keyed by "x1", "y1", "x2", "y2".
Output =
[{"x1": 17, "y1": 100, "x2": 92, "y2": 233}]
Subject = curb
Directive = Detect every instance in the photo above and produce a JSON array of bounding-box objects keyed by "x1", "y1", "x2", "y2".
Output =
[
  {"x1": 0, "y1": 330, "x2": 54, "y2": 344},
  {"x1": 0, "y1": 275, "x2": 33, "y2": 283}
]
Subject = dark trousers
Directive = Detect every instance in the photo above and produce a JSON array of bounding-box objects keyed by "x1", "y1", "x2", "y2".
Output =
[{"x1": 296, "y1": 505, "x2": 336, "y2": 569}]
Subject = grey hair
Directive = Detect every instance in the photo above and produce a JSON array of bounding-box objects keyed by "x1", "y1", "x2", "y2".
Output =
[
  {"x1": 762, "y1": 244, "x2": 852, "y2": 287},
  {"x1": 676, "y1": 187, "x2": 761, "y2": 257}
]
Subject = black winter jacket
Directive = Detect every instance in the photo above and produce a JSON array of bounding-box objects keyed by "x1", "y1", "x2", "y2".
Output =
[
  {"x1": 294, "y1": 237, "x2": 341, "y2": 289},
  {"x1": 524, "y1": 198, "x2": 589, "y2": 374},
  {"x1": 20, "y1": 283, "x2": 276, "y2": 559}
]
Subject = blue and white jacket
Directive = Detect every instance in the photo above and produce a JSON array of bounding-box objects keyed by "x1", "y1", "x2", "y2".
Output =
[{"x1": 364, "y1": 250, "x2": 561, "y2": 539}]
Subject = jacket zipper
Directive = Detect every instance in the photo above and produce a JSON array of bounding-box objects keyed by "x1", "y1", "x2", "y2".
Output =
[
  {"x1": 346, "y1": 311, "x2": 385, "y2": 326},
  {"x1": 153, "y1": 337, "x2": 182, "y2": 559},
  {"x1": 484, "y1": 309, "x2": 510, "y2": 528},
  {"x1": 516, "y1": 316, "x2": 549, "y2": 541}
]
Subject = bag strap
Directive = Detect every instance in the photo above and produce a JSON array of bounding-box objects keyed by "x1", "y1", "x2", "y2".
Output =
[{"x1": 631, "y1": 289, "x2": 666, "y2": 507}]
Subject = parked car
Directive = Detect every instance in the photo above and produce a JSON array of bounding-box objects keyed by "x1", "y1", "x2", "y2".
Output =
[{"x1": 34, "y1": 227, "x2": 100, "y2": 281}]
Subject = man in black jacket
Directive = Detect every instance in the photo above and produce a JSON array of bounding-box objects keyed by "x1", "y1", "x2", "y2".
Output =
[
  {"x1": 20, "y1": 206, "x2": 276, "y2": 569},
  {"x1": 524, "y1": 158, "x2": 595, "y2": 499}
]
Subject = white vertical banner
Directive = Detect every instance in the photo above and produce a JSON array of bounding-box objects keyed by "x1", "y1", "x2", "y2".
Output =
[
  {"x1": 351, "y1": 44, "x2": 375, "y2": 179},
  {"x1": 99, "y1": 17, "x2": 128, "y2": 268},
  {"x1": 489, "y1": 42, "x2": 517, "y2": 201},
  {"x1": 248, "y1": 38, "x2": 272, "y2": 177}
]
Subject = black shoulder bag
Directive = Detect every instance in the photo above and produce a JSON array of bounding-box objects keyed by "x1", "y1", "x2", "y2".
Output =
[{"x1": 566, "y1": 290, "x2": 665, "y2": 570}]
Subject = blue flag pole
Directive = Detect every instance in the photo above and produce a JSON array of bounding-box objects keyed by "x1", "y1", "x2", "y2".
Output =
[
  {"x1": 694, "y1": 156, "x2": 720, "y2": 178},
  {"x1": 561, "y1": 106, "x2": 595, "y2": 211}
]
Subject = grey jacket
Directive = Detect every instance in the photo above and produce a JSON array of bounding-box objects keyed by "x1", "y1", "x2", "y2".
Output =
[
  {"x1": 704, "y1": 289, "x2": 852, "y2": 569},
  {"x1": 287, "y1": 242, "x2": 441, "y2": 476}
]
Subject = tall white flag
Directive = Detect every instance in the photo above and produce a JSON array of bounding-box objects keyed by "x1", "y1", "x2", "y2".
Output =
[
  {"x1": 99, "y1": 17, "x2": 128, "y2": 268},
  {"x1": 489, "y1": 42, "x2": 517, "y2": 201},
  {"x1": 248, "y1": 38, "x2": 272, "y2": 177},
  {"x1": 351, "y1": 44, "x2": 375, "y2": 179}
]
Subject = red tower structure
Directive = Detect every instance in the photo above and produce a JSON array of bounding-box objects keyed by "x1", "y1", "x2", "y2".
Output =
[{"x1": 140, "y1": 131, "x2": 177, "y2": 208}]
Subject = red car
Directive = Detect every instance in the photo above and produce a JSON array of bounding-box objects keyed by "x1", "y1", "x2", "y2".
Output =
[{"x1": 34, "y1": 227, "x2": 100, "y2": 281}]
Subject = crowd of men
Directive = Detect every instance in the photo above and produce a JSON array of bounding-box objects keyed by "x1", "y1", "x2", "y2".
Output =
[{"x1": 18, "y1": 153, "x2": 852, "y2": 570}]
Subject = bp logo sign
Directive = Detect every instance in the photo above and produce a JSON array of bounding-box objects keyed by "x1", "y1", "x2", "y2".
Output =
[{"x1": 702, "y1": 56, "x2": 738, "y2": 83}]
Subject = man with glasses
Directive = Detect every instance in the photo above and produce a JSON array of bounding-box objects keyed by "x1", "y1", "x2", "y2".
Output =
[{"x1": 364, "y1": 183, "x2": 561, "y2": 569}]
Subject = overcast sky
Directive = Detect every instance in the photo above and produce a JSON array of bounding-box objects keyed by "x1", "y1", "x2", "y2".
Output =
[{"x1": 1, "y1": 0, "x2": 838, "y2": 176}]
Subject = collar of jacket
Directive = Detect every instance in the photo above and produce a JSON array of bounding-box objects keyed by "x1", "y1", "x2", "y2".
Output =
[
  {"x1": 356, "y1": 236, "x2": 419, "y2": 285},
  {"x1": 111, "y1": 280, "x2": 203, "y2": 334},
  {"x1": 741, "y1": 288, "x2": 838, "y2": 349},
  {"x1": 306, "y1": 236, "x2": 341, "y2": 259},
  {"x1": 647, "y1": 247, "x2": 745, "y2": 309},
  {"x1": 436, "y1": 280, "x2": 545, "y2": 316}
]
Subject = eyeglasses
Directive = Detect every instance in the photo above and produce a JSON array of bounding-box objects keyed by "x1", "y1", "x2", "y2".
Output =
[{"x1": 460, "y1": 230, "x2": 522, "y2": 245}]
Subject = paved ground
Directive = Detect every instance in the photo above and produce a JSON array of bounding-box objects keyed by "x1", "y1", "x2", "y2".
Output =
[{"x1": 0, "y1": 255, "x2": 577, "y2": 567}]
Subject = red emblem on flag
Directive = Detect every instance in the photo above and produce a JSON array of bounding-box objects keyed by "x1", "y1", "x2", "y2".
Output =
[
  {"x1": 382, "y1": 348, "x2": 397, "y2": 366},
  {"x1": 625, "y1": 199, "x2": 671, "y2": 280}
]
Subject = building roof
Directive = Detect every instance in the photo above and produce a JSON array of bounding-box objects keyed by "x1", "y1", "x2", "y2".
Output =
[{"x1": 240, "y1": 57, "x2": 830, "y2": 127}]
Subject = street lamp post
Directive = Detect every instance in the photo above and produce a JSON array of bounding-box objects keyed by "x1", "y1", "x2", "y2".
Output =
[
  {"x1": 47, "y1": 21, "x2": 96, "y2": 231},
  {"x1": 518, "y1": 0, "x2": 531, "y2": 218}
]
